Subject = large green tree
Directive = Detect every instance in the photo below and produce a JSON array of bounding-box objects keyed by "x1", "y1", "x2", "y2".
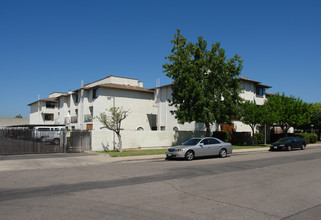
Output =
[
  {"x1": 240, "y1": 101, "x2": 263, "y2": 145},
  {"x1": 163, "y1": 30, "x2": 243, "y2": 136},
  {"x1": 265, "y1": 93, "x2": 310, "y2": 134},
  {"x1": 310, "y1": 103, "x2": 321, "y2": 139}
]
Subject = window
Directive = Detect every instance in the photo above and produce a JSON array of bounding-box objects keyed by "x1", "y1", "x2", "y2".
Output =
[
  {"x1": 38, "y1": 128, "x2": 50, "y2": 131},
  {"x1": 137, "y1": 127, "x2": 144, "y2": 131},
  {"x1": 92, "y1": 89, "x2": 98, "y2": 99},
  {"x1": 201, "y1": 138, "x2": 220, "y2": 145},
  {"x1": 75, "y1": 94, "x2": 79, "y2": 103},
  {"x1": 44, "y1": 114, "x2": 54, "y2": 121},
  {"x1": 208, "y1": 139, "x2": 220, "y2": 144},
  {"x1": 46, "y1": 101, "x2": 55, "y2": 108},
  {"x1": 256, "y1": 87, "x2": 264, "y2": 97},
  {"x1": 201, "y1": 139, "x2": 210, "y2": 145}
]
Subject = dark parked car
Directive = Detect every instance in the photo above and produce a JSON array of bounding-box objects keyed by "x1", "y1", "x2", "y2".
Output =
[{"x1": 270, "y1": 137, "x2": 306, "y2": 151}]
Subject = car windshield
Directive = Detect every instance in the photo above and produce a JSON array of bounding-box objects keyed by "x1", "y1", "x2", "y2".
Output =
[
  {"x1": 276, "y1": 137, "x2": 293, "y2": 143},
  {"x1": 183, "y1": 138, "x2": 201, "y2": 146}
]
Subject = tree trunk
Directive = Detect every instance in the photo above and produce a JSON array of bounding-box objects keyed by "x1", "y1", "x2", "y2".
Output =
[
  {"x1": 283, "y1": 125, "x2": 289, "y2": 136},
  {"x1": 117, "y1": 133, "x2": 123, "y2": 152},
  {"x1": 205, "y1": 122, "x2": 211, "y2": 137},
  {"x1": 251, "y1": 126, "x2": 255, "y2": 146}
]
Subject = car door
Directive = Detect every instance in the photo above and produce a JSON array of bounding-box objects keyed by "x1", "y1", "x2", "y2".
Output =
[
  {"x1": 207, "y1": 138, "x2": 222, "y2": 155},
  {"x1": 195, "y1": 139, "x2": 210, "y2": 157},
  {"x1": 293, "y1": 138, "x2": 301, "y2": 148}
]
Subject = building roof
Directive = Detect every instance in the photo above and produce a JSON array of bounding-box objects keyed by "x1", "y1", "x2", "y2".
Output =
[
  {"x1": 49, "y1": 92, "x2": 69, "y2": 95},
  {"x1": 28, "y1": 98, "x2": 58, "y2": 106},
  {"x1": 152, "y1": 83, "x2": 172, "y2": 90},
  {"x1": 84, "y1": 75, "x2": 139, "y2": 87},
  {"x1": 152, "y1": 77, "x2": 272, "y2": 89},
  {"x1": 238, "y1": 77, "x2": 272, "y2": 88},
  {"x1": 0, "y1": 117, "x2": 30, "y2": 127},
  {"x1": 95, "y1": 83, "x2": 154, "y2": 93}
]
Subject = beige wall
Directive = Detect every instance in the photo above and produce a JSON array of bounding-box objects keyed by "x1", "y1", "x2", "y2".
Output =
[
  {"x1": 91, "y1": 130, "x2": 175, "y2": 151},
  {"x1": 91, "y1": 130, "x2": 208, "y2": 151},
  {"x1": 93, "y1": 88, "x2": 156, "y2": 131},
  {"x1": 239, "y1": 81, "x2": 266, "y2": 105}
]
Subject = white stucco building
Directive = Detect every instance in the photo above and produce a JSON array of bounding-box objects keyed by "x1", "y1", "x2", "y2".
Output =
[{"x1": 28, "y1": 75, "x2": 271, "y2": 149}]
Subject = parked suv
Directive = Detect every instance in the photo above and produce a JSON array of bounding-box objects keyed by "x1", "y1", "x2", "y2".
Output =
[{"x1": 33, "y1": 126, "x2": 65, "y2": 145}]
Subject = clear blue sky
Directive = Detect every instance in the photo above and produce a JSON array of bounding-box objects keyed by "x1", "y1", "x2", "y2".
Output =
[{"x1": 1, "y1": 0, "x2": 320, "y2": 118}]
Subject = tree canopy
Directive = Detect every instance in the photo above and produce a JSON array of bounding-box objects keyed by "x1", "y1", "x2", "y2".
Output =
[
  {"x1": 309, "y1": 103, "x2": 321, "y2": 138},
  {"x1": 265, "y1": 93, "x2": 310, "y2": 134},
  {"x1": 163, "y1": 30, "x2": 243, "y2": 136},
  {"x1": 240, "y1": 101, "x2": 263, "y2": 145}
]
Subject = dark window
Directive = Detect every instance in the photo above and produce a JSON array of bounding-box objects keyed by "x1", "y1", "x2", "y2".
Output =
[
  {"x1": 38, "y1": 128, "x2": 50, "y2": 131},
  {"x1": 201, "y1": 138, "x2": 220, "y2": 145},
  {"x1": 256, "y1": 87, "x2": 264, "y2": 97},
  {"x1": 44, "y1": 114, "x2": 54, "y2": 121},
  {"x1": 92, "y1": 89, "x2": 98, "y2": 99},
  {"x1": 75, "y1": 94, "x2": 79, "y2": 103},
  {"x1": 46, "y1": 101, "x2": 55, "y2": 108},
  {"x1": 208, "y1": 139, "x2": 220, "y2": 144}
]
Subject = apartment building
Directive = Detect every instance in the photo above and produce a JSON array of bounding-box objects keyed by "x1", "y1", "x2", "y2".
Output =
[{"x1": 28, "y1": 75, "x2": 271, "y2": 134}]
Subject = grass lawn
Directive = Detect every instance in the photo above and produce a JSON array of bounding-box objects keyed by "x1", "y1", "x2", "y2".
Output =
[
  {"x1": 97, "y1": 149, "x2": 167, "y2": 157},
  {"x1": 232, "y1": 145, "x2": 269, "y2": 149},
  {"x1": 96, "y1": 145, "x2": 269, "y2": 157}
]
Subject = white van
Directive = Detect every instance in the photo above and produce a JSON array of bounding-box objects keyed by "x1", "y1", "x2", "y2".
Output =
[{"x1": 33, "y1": 126, "x2": 65, "y2": 145}]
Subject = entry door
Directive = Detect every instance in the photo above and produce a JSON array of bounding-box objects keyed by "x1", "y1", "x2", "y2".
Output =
[{"x1": 86, "y1": 124, "x2": 93, "y2": 130}]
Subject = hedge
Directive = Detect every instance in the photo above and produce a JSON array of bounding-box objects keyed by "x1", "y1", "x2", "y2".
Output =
[
  {"x1": 212, "y1": 131, "x2": 230, "y2": 142},
  {"x1": 294, "y1": 133, "x2": 318, "y2": 144},
  {"x1": 254, "y1": 133, "x2": 265, "y2": 145}
]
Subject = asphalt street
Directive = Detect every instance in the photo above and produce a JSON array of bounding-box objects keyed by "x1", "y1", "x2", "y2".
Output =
[{"x1": 1, "y1": 145, "x2": 321, "y2": 219}]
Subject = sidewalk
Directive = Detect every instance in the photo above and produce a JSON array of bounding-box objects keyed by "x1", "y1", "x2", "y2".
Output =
[
  {"x1": 90, "y1": 147, "x2": 271, "y2": 162},
  {"x1": 1, "y1": 145, "x2": 319, "y2": 171}
]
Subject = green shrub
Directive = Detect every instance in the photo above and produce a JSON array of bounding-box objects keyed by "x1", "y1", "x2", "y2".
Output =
[
  {"x1": 309, "y1": 133, "x2": 318, "y2": 143},
  {"x1": 254, "y1": 133, "x2": 265, "y2": 145},
  {"x1": 294, "y1": 133, "x2": 318, "y2": 144},
  {"x1": 213, "y1": 131, "x2": 230, "y2": 142},
  {"x1": 294, "y1": 133, "x2": 309, "y2": 144}
]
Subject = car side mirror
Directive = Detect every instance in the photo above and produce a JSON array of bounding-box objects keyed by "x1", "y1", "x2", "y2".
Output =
[{"x1": 199, "y1": 143, "x2": 204, "y2": 147}]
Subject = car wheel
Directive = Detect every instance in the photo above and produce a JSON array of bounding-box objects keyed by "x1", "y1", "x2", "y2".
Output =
[
  {"x1": 219, "y1": 149, "x2": 227, "y2": 158},
  {"x1": 185, "y1": 151, "x2": 194, "y2": 161},
  {"x1": 287, "y1": 145, "x2": 292, "y2": 151},
  {"x1": 53, "y1": 138, "x2": 60, "y2": 145},
  {"x1": 301, "y1": 144, "x2": 306, "y2": 150}
]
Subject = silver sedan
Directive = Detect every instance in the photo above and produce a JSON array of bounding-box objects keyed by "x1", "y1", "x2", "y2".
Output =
[{"x1": 166, "y1": 137, "x2": 232, "y2": 161}]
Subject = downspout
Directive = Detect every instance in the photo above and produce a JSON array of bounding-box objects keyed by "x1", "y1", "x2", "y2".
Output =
[{"x1": 80, "y1": 80, "x2": 84, "y2": 130}]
